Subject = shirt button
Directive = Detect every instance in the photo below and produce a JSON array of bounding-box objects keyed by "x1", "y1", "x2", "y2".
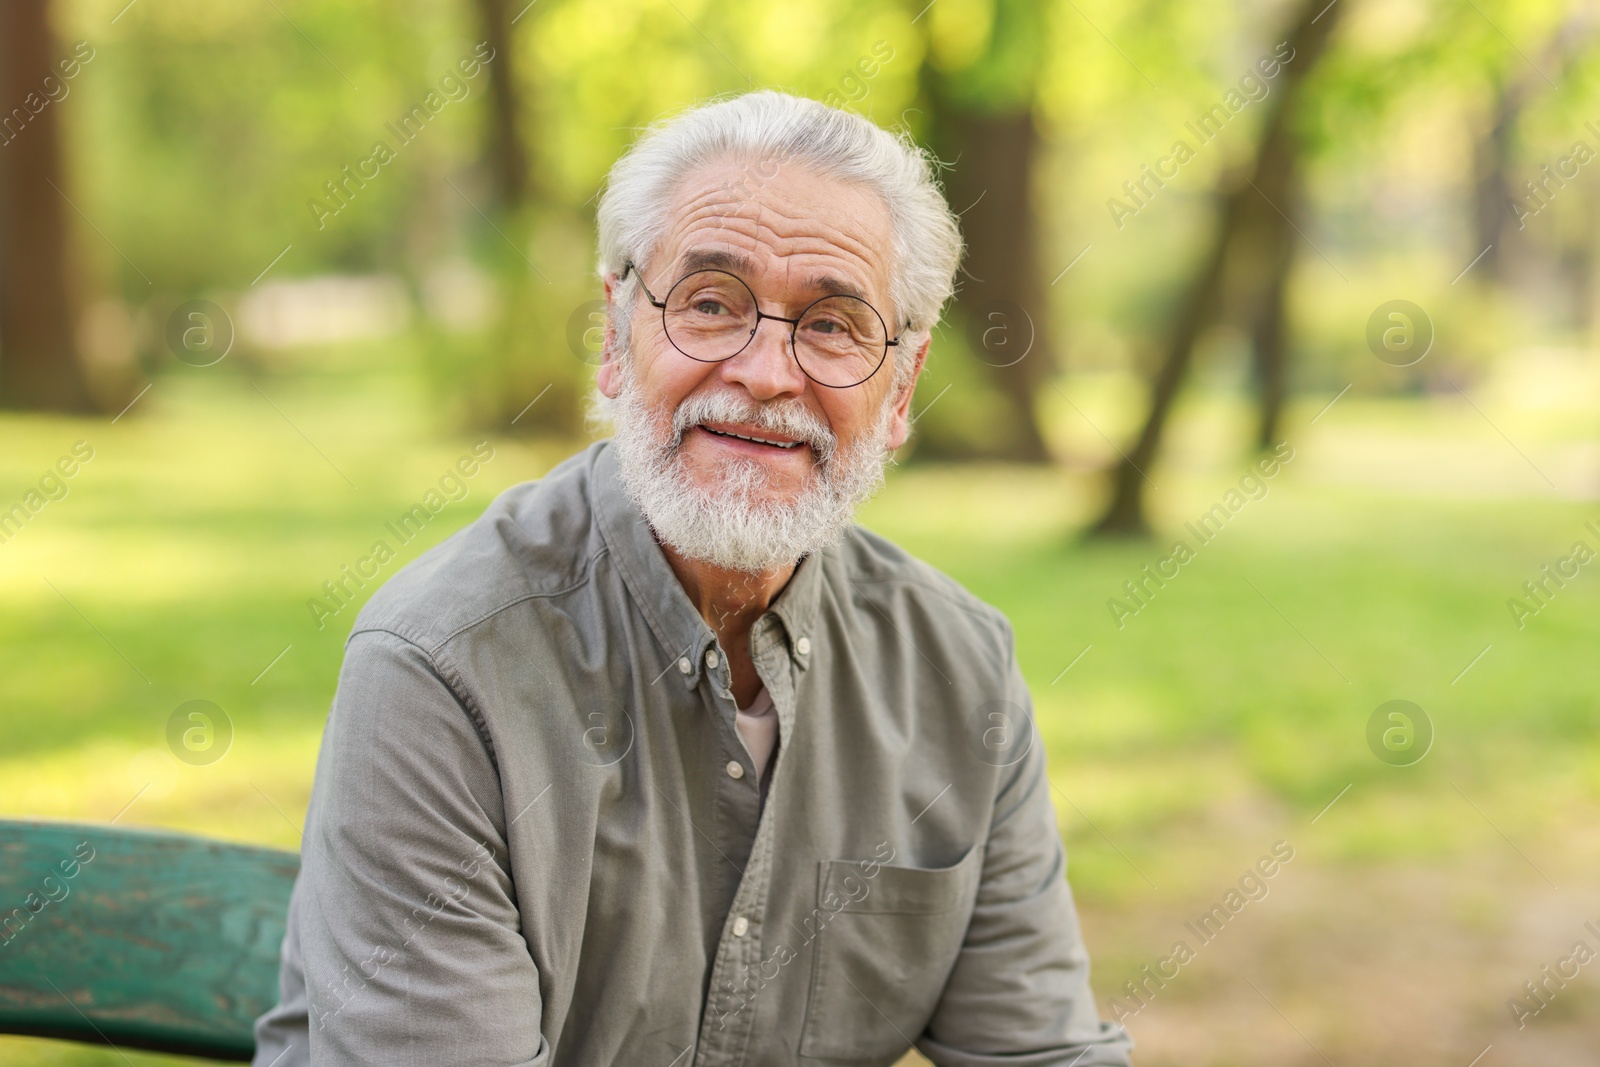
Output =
[
  {"x1": 732, "y1": 916, "x2": 749, "y2": 937},
  {"x1": 796, "y1": 636, "x2": 811, "y2": 656},
  {"x1": 726, "y1": 760, "x2": 745, "y2": 780},
  {"x1": 677, "y1": 657, "x2": 692, "y2": 675},
  {"x1": 706, "y1": 650, "x2": 720, "y2": 669}
]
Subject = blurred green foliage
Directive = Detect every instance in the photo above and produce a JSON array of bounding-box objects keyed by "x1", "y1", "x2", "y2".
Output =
[
  {"x1": 38, "y1": 0, "x2": 1600, "y2": 440},
  {"x1": 7, "y1": 1, "x2": 1600, "y2": 1062}
]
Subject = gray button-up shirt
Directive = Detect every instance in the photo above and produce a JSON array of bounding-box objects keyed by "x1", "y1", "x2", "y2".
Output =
[{"x1": 253, "y1": 440, "x2": 1132, "y2": 1067}]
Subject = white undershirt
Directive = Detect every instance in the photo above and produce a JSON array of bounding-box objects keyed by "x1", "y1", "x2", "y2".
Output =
[{"x1": 735, "y1": 686, "x2": 778, "y2": 784}]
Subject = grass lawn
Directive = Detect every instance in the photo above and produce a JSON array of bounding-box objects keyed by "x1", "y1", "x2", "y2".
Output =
[{"x1": 2, "y1": 355, "x2": 1597, "y2": 1065}]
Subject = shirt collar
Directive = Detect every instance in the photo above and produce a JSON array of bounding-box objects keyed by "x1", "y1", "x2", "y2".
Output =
[{"x1": 590, "y1": 440, "x2": 823, "y2": 690}]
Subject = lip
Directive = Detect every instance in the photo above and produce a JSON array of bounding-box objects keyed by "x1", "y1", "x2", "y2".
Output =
[
  {"x1": 691, "y1": 423, "x2": 813, "y2": 459},
  {"x1": 697, "y1": 422, "x2": 806, "y2": 447}
]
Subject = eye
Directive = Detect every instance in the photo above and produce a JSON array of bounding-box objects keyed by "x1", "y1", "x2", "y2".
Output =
[
  {"x1": 808, "y1": 317, "x2": 845, "y2": 334},
  {"x1": 679, "y1": 283, "x2": 748, "y2": 317}
]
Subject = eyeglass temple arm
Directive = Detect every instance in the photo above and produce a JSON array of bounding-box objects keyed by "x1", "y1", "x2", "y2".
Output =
[{"x1": 620, "y1": 261, "x2": 665, "y2": 309}]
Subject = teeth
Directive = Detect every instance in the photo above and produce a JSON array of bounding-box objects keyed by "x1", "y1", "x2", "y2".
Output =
[{"x1": 706, "y1": 426, "x2": 800, "y2": 449}]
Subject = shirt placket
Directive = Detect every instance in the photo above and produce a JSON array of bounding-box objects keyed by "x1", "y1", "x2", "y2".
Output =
[{"x1": 691, "y1": 617, "x2": 799, "y2": 1066}]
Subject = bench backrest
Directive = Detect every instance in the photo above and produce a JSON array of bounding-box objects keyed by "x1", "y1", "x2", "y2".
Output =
[{"x1": 0, "y1": 819, "x2": 298, "y2": 1061}]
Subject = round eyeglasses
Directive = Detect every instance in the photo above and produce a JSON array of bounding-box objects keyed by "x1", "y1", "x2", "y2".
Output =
[{"x1": 622, "y1": 261, "x2": 905, "y2": 389}]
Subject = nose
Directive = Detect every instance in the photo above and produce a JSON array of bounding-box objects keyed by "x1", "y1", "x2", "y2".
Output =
[{"x1": 720, "y1": 311, "x2": 807, "y2": 400}]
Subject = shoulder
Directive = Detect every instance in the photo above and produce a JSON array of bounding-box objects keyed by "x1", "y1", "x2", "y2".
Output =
[
  {"x1": 827, "y1": 524, "x2": 1014, "y2": 663},
  {"x1": 347, "y1": 443, "x2": 608, "y2": 655}
]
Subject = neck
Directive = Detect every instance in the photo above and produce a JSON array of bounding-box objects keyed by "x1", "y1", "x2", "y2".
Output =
[{"x1": 660, "y1": 543, "x2": 797, "y2": 707}]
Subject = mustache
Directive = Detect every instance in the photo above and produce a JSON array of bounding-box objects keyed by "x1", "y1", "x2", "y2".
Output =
[{"x1": 669, "y1": 391, "x2": 837, "y2": 463}]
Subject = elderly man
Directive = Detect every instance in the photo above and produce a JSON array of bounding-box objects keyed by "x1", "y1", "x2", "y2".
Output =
[{"x1": 253, "y1": 90, "x2": 1132, "y2": 1066}]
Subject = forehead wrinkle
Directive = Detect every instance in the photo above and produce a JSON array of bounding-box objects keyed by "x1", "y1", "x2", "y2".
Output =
[
  {"x1": 750, "y1": 215, "x2": 886, "y2": 302},
  {"x1": 661, "y1": 176, "x2": 892, "y2": 307},
  {"x1": 673, "y1": 176, "x2": 885, "y2": 263},
  {"x1": 670, "y1": 222, "x2": 884, "y2": 299},
  {"x1": 744, "y1": 197, "x2": 882, "y2": 259}
]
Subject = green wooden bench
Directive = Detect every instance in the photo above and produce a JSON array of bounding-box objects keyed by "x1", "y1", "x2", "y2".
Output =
[{"x1": 0, "y1": 819, "x2": 298, "y2": 1061}]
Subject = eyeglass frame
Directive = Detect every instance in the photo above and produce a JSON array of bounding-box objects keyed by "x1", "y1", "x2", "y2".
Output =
[{"x1": 619, "y1": 260, "x2": 908, "y2": 390}]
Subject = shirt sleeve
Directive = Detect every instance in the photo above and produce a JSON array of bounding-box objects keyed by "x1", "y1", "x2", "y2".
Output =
[
  {"x1": 915, "y1": 631, "x2": 1135, "y2": 1067},
  {"x1": 295, "y1": 628, "x2": 550, "y2": 1066},
  {"x1": 251, "y1": 871, "x2": 310, "y2": 1066}
]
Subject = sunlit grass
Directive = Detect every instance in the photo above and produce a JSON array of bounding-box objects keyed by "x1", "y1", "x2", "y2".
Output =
[{"x1": 2, "y1": 362, "x2": 1598, "y2": 1064}]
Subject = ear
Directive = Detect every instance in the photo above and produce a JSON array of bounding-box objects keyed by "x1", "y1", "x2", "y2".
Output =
[
  {"x1": 597, "y1": 271, "x2": 623, "y2": 399},
  {"x1": 883, "y1": 332, "x2": 932, "y2": 452}
]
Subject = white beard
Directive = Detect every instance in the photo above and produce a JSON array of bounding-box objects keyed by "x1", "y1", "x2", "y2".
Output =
[{"x1": 608, "y1": 365, "x2": 897, "y2": 573}]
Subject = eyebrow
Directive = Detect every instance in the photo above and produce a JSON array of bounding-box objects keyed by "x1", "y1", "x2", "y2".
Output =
[
  {"x1": 803, "y1": 273, "x2": 869, "y2": 303},
  {"x1": 678, "y1": 248, "x2": 758, "y2": 277},
  {"x1": 674, "y1": 248, "x2": 873, "y2": 306}
]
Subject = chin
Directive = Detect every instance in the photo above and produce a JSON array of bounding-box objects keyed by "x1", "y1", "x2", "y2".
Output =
[{"x1": 678, "y1": 449, "x2": 812, "y2": 498}]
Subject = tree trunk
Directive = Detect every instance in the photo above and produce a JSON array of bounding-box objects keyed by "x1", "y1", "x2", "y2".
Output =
[
  {"x1": 936, "y1": 106, "x2": 1055, "y2": 463},
  {"x1": 911, "y1": 0, "x2": 1054, "y2": 464},
  {"x1": 460, "y1": 1, "x2": 586, "y2": 441},
  {"x1": 1243, "y1": 69, "x2": 1300, "y2": 452},
  {"x1": 1091, "y1": 190, "x2": 1237, "y2": 537},
  {"x1": 1470, "y1": 16, "x2": 1593, "y2": 291},
  {"x1": 474, "y1": 0, "x2": 529, "y2": 211},
  {"x1": 1249, "y1": 234, "x2": 1292, "y2": 450},
  {"x1": 1471, "y1": 78, "x2": 1523, "y2": 286},
  {"x1": 0, "y1": 0, "x2": 95, "y2": 413},
  {"x1": 1091, "y1": 0, "x2": 1344, "y2": 536}
]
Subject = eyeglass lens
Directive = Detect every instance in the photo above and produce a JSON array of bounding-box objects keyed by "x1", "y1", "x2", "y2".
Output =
[{"x1": 661, "y1": 270, "x2": 887, "y2": 388}]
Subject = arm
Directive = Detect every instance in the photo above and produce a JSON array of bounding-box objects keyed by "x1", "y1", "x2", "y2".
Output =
[
  {"x1": 297, "y1": 628, "x2": 549, "y2": 1065},
  {"x1": 916, "y1": 640, "x2": 1134, "y2": 1066}
]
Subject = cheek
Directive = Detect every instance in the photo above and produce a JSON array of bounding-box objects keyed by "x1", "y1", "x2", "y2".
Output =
[
  {"x1": 637, "y1": 339, "x2": 719, "y2": 409},
  {"x1": 816, "y1": 393, "x2": 872, "y2": 443}
]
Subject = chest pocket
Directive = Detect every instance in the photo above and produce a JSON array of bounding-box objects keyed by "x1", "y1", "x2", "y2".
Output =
[{"x1": 799, "y1": 844, "x2": 984, "y2": 1062}]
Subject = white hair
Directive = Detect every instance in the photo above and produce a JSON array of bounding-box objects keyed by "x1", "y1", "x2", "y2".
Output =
[{"x1": 593, "y1": 89, "x2": 963, "y2": 406}]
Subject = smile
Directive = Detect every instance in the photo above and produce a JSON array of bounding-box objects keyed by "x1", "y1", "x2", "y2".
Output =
[{"x1": 699, "y1": 425, "x2": 804, "y2": 449}]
